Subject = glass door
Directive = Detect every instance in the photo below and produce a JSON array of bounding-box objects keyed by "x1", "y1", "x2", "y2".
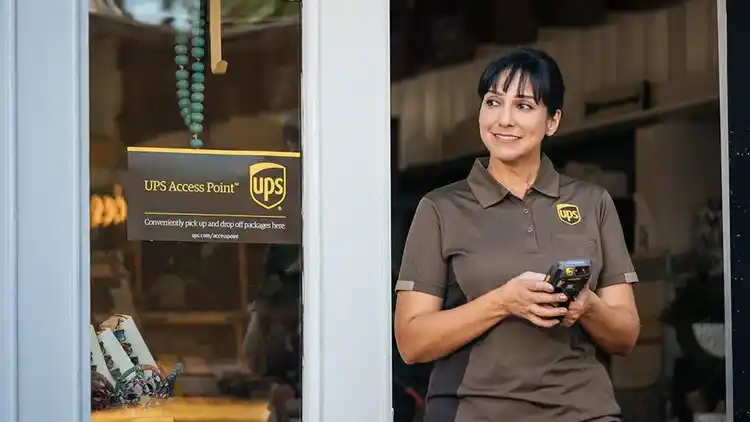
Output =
[{"x1": 89, "y1": 1, "x2": 303, "y2": 420}]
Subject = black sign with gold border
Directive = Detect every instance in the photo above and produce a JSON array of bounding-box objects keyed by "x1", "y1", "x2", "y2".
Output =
[{"x1": 126, "y1": 147, "x2": 301, "y2": 244}]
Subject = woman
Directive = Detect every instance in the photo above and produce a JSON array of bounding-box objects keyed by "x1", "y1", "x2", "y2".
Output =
[{"x1": 394, "y1": 47, "x2": 640, "y2": 422}]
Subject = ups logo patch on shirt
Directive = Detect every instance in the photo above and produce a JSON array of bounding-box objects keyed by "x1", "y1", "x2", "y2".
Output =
[{"x1": 556, "y1": 203, "x2": 582, "y2": 225}]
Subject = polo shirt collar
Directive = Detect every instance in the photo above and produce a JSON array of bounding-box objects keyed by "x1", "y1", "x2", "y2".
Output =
[
  {"x1": 533, "y1": 155, "x2": 561, "y2": 198},
  {"x1": 468, "y1": 154, "x2": 560, "y2": 208}
]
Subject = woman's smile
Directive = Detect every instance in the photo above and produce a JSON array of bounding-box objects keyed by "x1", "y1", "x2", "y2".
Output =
[{"x1": 492, "y1": 133, "x2": 522, "y2": 142}]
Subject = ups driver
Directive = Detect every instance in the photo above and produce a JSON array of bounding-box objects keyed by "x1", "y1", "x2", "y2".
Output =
[{"x1": 394, "y1": 47, "x2": 640, "y2": 422}]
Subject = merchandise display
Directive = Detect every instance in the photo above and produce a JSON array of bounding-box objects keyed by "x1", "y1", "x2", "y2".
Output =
[{"x1": 91, "y1": 314, "x2": 183, "y2": 411}]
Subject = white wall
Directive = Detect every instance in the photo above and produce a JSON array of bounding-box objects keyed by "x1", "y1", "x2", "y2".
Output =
[{"x1": 635, "y1": 117, "x2": 722, "y2": 254}]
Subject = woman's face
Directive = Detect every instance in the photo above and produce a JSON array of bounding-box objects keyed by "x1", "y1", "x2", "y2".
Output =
[{"x1": 478, "y1": 72, "x2": 561, "y2": 164}]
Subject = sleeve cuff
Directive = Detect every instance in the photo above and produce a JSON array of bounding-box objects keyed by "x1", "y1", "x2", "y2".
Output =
[
  {"x1": 395, "y1": 279, "x2": 445, "y2": 298},
  {"x1": 599, "y1": 271, "x2": 639, "y2": 288}
]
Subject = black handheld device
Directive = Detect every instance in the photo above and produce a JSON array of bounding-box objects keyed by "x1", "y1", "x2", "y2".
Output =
[{"x1": 544, "y1": 259, "x2": 592, "y2": 309}]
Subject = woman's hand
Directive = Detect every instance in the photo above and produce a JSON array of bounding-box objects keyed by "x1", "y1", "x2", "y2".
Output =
[
  {"x1": 497, "y1": 271, "x2": 569, "y2": 327},
  {"x1": 562, "y1": 288, "x2": 595, "y2": 327}
]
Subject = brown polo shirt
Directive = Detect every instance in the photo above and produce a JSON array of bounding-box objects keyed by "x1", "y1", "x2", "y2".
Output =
[{"x1": 396, "y1": 155, "x2": 638, "y2": 422}]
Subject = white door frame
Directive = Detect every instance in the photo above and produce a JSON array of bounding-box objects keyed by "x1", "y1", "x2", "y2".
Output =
[
  {"x1": 0, "y1": 0, "x2": 17, "y2": 420},
  {"x1": 719, "y1": 0, "x2": 737, "y2": 419},
  {"x1": 0, "y1": 0, "x2": 392, "y2": 421},
  {"x1": 300, "y1": 0, "x2": 392, "y2": 421},
  {"x1": 1, "y1": 1, "x2": 91, "y2": 421}
]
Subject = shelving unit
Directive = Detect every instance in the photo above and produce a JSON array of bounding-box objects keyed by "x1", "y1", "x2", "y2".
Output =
[{"x1": 131, "y1": 242, "x2": 251, "y2": 359}]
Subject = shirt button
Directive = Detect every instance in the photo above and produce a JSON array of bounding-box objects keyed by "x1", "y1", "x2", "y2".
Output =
[
  {"x1": 524, "y1": 208, "x2": 529, "y2": 214},
  {"x1": 527, "y1": 227, "x2": 533, "y2": 233}
]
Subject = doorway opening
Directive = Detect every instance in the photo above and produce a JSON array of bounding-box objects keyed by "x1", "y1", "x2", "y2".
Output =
[{"x1": 390, "y1": 2, "x2": 725, "y2": 421}]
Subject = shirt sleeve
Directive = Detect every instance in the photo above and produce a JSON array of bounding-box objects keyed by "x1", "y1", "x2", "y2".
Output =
[
  {"x1": 395, "y1": 197, "x2": 448, "y2": 298},
  {"x1": 598, "y1": 189, "x2": 639, "y2": 288}
]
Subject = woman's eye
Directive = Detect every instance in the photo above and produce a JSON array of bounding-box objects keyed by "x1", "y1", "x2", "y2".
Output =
[
  {"x1": 485, "y1": 99, "x2": 500, "y2": 107},
  {"x1": 517, "y1": 103, "x2": 533, "y2": 110}
]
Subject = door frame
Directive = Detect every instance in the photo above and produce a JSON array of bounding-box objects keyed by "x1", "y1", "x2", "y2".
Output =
[
  {"x1": 0, "y1": 0, "x2": 392, "y2": 421},
  {"x1": 0, "y1": 0, "x2": 16, "y2": 420},
  {"x1": 300, "y1": 0, "x2": 392, "y2": 421},
  {"x1": 1, "y1": 1, "x2": 91, "y2": 421},
  {"x1": 718, "y1": 0, "x2": 732, "y2": 416}
]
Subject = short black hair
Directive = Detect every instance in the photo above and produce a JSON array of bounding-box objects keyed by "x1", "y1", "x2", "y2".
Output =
[{"x1": 477, "y1": 47, "x2": 565, "y2": 117}]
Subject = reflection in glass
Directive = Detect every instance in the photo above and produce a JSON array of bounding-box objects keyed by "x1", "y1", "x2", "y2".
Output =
[
  {"x1": 89, "y1": 1, "x2": 302, "y2": 420},
  {"x1": 91, "y1": 0, "x2": 299, "y2": 29}
]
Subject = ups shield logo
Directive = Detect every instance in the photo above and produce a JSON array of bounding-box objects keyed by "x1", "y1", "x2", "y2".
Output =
[
  {"x1": 556, "y1": 203, "x2": 582, "y2": 226},
  {"x1": 249, "y1": 162, "x2": 287, "y2": 210}
]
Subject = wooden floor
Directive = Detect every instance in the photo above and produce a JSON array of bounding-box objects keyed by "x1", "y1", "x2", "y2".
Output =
[{"x1": 91, "y1": 397, "x2": 270, "y2": 422}]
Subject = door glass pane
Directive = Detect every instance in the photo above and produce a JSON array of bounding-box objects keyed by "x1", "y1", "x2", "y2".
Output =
[{"x1": 88, "y1": 2, "x2": 302, "y2": 420}]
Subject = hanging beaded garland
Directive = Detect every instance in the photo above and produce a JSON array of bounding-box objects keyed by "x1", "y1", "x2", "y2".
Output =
[{"x1": 174, "y1": 3, "x2": 207, "y2": 149}]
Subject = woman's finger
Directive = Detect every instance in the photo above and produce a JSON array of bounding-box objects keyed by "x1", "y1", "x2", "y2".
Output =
[
  {"x1": 567, "y1": 300, "x2": 583, "y2": 312},
  {"x1": 562, "y1": 312, "x2": 578, "y2": 327},
  {"x1": 530, "y1": 304, "x2": 566, "y2": 318},
  {"x1": 518, "y1": 271, "x2": 547, "y2": 281},
  {"x1": 528, "y1": 314, "x2": 559, "y2": 328},
  {"x1": 533, "y1": 292, "x2": 568, "y2": 304},
  {"x1": 526, "y1": 280, "x2": 555, "y2": 292}
]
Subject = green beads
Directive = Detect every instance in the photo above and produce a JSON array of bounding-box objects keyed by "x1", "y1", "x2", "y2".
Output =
[
  {"x1": 189, "y1": 123, "x2": 203, "y2": 134},
  {"x1": 175, "y1": 32, "x2": 189, "y2": 45},
  {"x1": 174, "y1": 7, "x2": 207, "y2": 150},
  {"x1": 191, "y1": 47, "x2": 205, "y2": 58},
  {"x1": 175, "y1": 54, "x2": 189, "y2": 66}
]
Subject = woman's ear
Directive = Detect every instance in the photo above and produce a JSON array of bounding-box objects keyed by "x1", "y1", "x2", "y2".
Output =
[{"x1": 546, "y1": 109, "x2": 562, "y2": 137}]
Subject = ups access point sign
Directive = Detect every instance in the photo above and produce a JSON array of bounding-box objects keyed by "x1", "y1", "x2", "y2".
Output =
[{"x1": 126, "y1": 147, "x2": 301, "y2": 245}]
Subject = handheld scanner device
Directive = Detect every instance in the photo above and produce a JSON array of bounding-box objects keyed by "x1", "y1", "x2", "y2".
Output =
[{"x1": 544, "y1": 259, "x2": 592, "y2": 307}]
